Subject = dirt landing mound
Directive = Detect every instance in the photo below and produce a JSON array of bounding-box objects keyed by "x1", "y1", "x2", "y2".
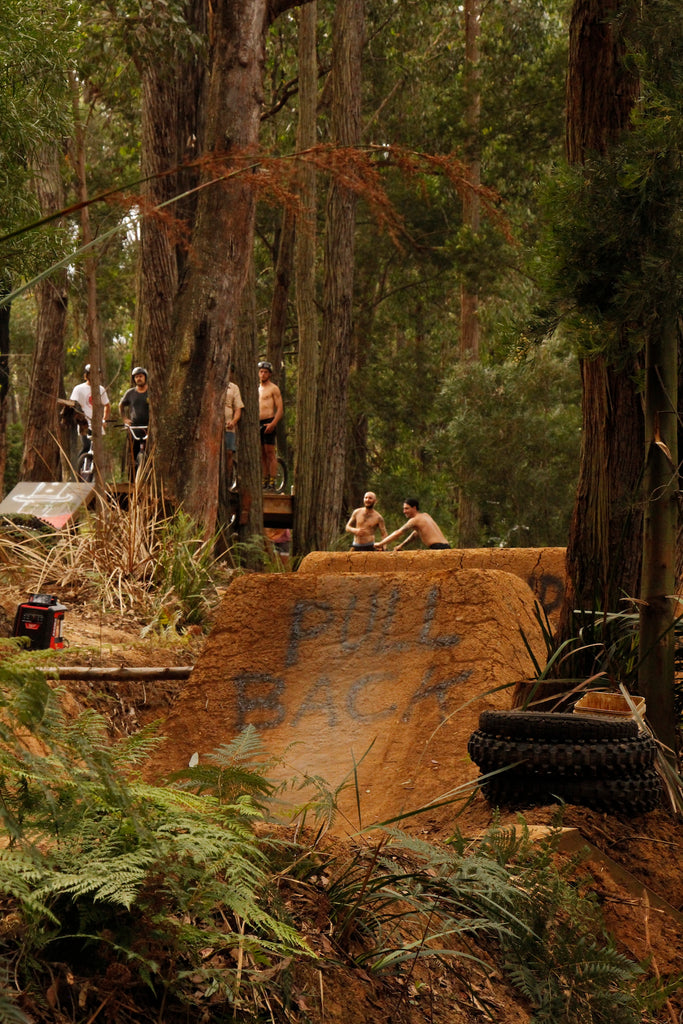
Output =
[
  {"x1": 299, "y1": 547, "x2": 566, "y2": 625},
  {"x1": 151, "y1": 568, "x2": 545, "y2": 830}
]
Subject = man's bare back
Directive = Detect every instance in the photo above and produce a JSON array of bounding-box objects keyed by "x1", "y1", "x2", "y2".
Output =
[{"x1": 404, "y1": 511, "x2": 448, "y2": 547}]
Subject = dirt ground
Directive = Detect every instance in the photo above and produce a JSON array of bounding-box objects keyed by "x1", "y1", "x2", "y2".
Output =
[{"x1": 3, "y1": 583, "x2": 683, "y2": 1024}]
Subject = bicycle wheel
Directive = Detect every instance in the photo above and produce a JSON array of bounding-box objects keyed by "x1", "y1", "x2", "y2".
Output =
[
  {"x1": 273, "y1": 457, "x2": 287, "y2": 493},
  {"x1": 77, "y1": 451, "x2": 94, "y2": 483},
  {"x1": 227, "y1": 457, "x2": 238, "y2": 492},
  {"x1": 135, "y1": 445, "x2": 147, "y2": 475}
]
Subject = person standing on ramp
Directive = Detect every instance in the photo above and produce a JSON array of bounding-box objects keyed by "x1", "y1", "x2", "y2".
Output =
[{"x1": 345, "y1": 492, "x2": 388, "y2": 551}]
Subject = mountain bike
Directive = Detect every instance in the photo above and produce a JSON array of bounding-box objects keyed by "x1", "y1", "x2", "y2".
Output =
[{"x1": 227, "y1": 455, "x2": 287, "y2": 493}]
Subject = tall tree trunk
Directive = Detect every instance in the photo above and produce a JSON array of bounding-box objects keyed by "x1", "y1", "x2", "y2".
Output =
[
  {"x1": 456, "y1": 0, "x2": 482, "y2": 548},
  {"x1": 69, "y1": 74, "x2": 106, "y2": 490},
  {"x1": 21, "y1": 146, "x2": 68, "y2": 482},
  {"x1": 268, "y1": 206, "x2": 295, "y2": 464},
  {"x1": 0, "y1": 296, "x2": 9, "y2": 495},
  {"x1": 292, "y1": 0, "x2": 319, "y2": 552},
  {"x1": 145, "y1": 0, "x2": 268, "y2": 530},
  {"x1": 638, "y1": 315, "x2": 678, "y2": 750},
  {"x1": 234, "y1": 256, "x2": 264, "y2": 559},
  {"x1": 558, "y1": 0, "x2": 642, "y2": 634},
  {"x1": 135, "y1": 0, "x2": 206, "y2": 439},
  {"x1": 297, "y1": 0, "x2": 364, "y2": 552}
]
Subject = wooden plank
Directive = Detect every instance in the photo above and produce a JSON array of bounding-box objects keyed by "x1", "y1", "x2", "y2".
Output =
[{"x1": 41, "y1": 666, "x2": 193, "y2": 681}]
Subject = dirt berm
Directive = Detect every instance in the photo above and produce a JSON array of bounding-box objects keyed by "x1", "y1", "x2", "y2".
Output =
[
  {"x1": 299, "y1": 547, "x2": 567, "y2": 626},
  {"x1": 151, "y1": 568, "x2": 546, "y2": 830}
]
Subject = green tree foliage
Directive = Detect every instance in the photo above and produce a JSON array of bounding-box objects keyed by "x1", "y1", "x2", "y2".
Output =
[
  {"x1": 2, "y1": 0, "x2": 577, "y2": 545},
  {"x1": 438, "y1": 339, "x2": 581, "y2": 546},
  {"x1": 0, "y1": 0, "x2": 75, "y2": 283}
]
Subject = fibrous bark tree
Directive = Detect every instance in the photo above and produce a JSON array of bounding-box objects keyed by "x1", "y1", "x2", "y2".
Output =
[
  {"x1": 20, "y1": 146, "x2": 69, "y2": 482},
  {"x1": 136, "y1": 0, "x2": 306, "y2": 533},
  {"x1": 456, "y1": 0, "x2": 482, "y2": 548},
  {"x1": 559, "y1": 0, "x2": 642, "y2": 628},
  {"x1": 294, "y1": 0, "x2": 364, "y2": 552},
  {"x1": 292, "y1": 0, "x2": 319, "y2": 549},
  {"x1": 559, "y1": 0, "x2": 680, "y2": 750}
]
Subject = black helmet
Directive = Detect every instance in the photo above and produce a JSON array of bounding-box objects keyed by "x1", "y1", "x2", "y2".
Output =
[
  {"x1": 258, "y1": 360, "x2": 273, "y2": 372},
  {"x1": 132, "y1": 366, "x2": 148, "y2": 380}
]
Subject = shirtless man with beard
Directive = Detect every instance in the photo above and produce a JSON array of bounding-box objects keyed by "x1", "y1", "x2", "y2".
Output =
[{"x1": 345, "y1": 491, "x2": 388, "y2": 551}]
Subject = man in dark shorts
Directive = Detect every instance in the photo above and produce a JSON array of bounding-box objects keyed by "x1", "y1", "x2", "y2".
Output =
[
  {"x1": 258, "y1": 360, "x2": 283, "y2": 490},
  {"x1": 375, "y1": 498, "x2": 451, "y2": 551},
  {"x1": 345, "y1": 491, "x2": 387, "y2": 551}
]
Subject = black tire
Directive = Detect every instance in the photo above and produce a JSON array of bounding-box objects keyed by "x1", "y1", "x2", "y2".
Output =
[
  {"x1": 480, "y1": 767, "x2": 663, "y2": 816},
  {"x1": 135, "y1": 447, "x2": 146, "y2": 475},
  {"x1": 77, "y1": 451, "x2": 94, "y2": 483},
  {"x1": 477, "y1": 709, "x2": 639, "y2": 742},
  {"x1": 227, "y1": 459, "x2": 238, "y2": 492},
  {"x1": 467, "y1": 731, "x2": 657, "y2": 775}
]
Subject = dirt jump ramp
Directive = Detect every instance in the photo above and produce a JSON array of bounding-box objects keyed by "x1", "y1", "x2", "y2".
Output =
[
  {"x1": 299, "y1": 547, "x2": 566, "y2": 626},
  {"x1": 152, "y1": 568, "x2": 546, "y2": 831}
]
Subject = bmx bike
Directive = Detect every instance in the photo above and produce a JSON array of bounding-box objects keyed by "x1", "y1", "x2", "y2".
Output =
[
  {"x1": 227, "y1": 455, "x2": 288, "y2": 494},
  {"x1": 122, "y1": 423, "x2": 149, "y2": 476},
  {"x1": 77, "y1": 433, "x2": 95, "y2": 483}
]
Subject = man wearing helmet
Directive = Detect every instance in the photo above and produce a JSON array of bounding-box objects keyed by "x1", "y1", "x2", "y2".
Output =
[
  {"x1": 69, "y1": 364, "x2": 111, "y2": 452},
  {"x1": 258, "y1": 360, "x2": 283, "y2": 490},
  {"x1": 119, "y1": 367, "x2": 149, "y2": 469}
]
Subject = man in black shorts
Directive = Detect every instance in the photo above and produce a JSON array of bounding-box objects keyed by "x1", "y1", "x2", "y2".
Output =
[
  {"x1": 258, "y1": 360, "x2": 283, "y2": 489},
  {"x1": 345, "y1": 492, "x2": 387, "y2": 551}
]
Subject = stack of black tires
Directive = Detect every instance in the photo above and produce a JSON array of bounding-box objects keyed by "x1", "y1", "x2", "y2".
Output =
[{"x1": 468, "y1": 710, "x2": 663, "y2": 815}]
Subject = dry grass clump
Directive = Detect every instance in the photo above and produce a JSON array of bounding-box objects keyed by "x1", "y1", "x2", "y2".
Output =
[{"x1": 0, "y1": 482, "x2": 234, "y2": 630}]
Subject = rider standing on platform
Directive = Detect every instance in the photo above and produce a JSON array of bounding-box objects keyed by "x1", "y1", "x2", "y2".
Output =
[
  {"x1": 70, "y1": 364, "x2": 110, "y2": 453},
  {"x1": 258, "y1": 360, "x2": 283, "y2": 490},
  {"x1": 118, "y1": 366, "x2": 149, "y2": 468},
  {"x1": 223, "y1": 371, "x2": 244, "y2": 482}
]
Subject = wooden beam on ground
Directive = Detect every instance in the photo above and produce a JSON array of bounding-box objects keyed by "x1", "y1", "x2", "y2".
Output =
[{"x1": 41, "y1": 666, "x2": 193, "y2": 681}]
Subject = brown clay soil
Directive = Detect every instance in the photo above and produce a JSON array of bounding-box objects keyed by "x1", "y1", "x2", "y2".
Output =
[{"x1": 2, "y1": 582, "x2": 683, "y2": 1024}]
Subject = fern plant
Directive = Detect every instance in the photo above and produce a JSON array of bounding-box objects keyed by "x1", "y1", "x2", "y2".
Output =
[{"x1": 0, "y1": 664, "x2": 313, "y2": 1022}]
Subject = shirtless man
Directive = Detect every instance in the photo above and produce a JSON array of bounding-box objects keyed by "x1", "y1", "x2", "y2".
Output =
[
  {"x1": 258, "y1": 360, "x2": 284, "y2": 489},
  {"x1": 375, "y1": 498, "x2": 451, "y2": 551},
  {"x1": 345, "y1": 492, "x2": 388, "y2": 552}
]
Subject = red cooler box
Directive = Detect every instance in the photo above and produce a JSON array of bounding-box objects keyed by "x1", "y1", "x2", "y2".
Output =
[{"x1": 13, "y1": 594, "x2": 66, "y2": 650}]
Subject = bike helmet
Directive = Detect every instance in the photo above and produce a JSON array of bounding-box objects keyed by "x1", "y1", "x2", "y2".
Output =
[
  {"x1": 84, "y1": 364, "x2": 90, "y2": 374},
  {"x1": 132, "y1": 366, "x2": 148, "y2": 380},
  {"x1": 258, "y1": 360, "x2": 273, "y2": 372}
]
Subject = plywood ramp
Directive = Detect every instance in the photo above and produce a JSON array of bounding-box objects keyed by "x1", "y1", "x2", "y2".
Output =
[{"x1": 150, "y1": 568, "x2": 546, "y2": 830}]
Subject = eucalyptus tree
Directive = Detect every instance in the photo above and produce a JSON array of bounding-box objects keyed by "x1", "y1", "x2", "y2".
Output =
[
  {"x1": 0, "y1": 0, "x2": 77, "y2": 488},
  {"x1": 130, "y1": 0, "x2": 310, "y2": 534},
  {"x1": 5, "y1": 0, "x2": 141, "y2": 486},
  {"x1": 546, "y1": 0, "x2": 683, "y2": 747}
]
